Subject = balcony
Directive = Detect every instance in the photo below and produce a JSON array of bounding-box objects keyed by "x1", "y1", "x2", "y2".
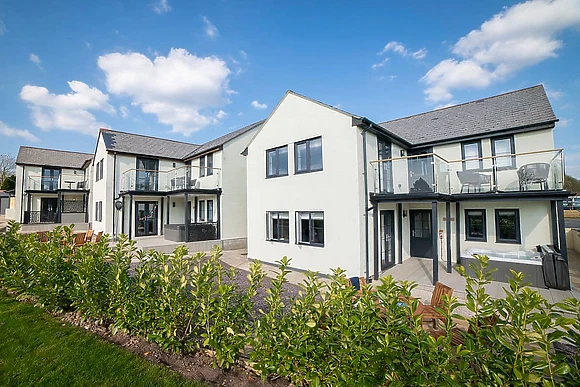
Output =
[
  {"x1": 26, "y1": 173, "x2": 89, "y2": 191},
  {"x1": 120, "y1": 165, "x2": 221, "y2": 193},
  {"x1": 371, "y1": 149, "x2": 564, "y2": 196}
]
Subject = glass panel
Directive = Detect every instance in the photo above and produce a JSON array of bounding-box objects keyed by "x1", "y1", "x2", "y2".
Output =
[
  {"x1": 279, "y1": 213, "x2": 289, "y2": 241},
  {"x1": 463, "y1": 143, "x2": 480, "y2": 170},
  {"x1": 494, "y1": 139, "x2": 512, "y2": 168},
  {"x1": 199, "y1": 200, "x2": 205, "y2": 221},
  {"x1": 207, "y1": 200, "x2": 214, "y2": 221},
  {"x1": 296, "y1": 143, "x2": 307, "y2": 173},
  {"x1": 467, "y1": 211, "x2": 485, "y2": 238},
  {"x1": 378, "y1": 140, "x2": 393, "y2": 193},
  {"x1": 311, "y1": 212, "x2": 324, "y2": 244},
  {"x1": 200, "y1": 157, "x2": 206, "y2": 177},
  {"x1": 267, "y1": 150, "x2": 276, "y2": 177},
  {"x1": 497, "y1": 211, "x2": 517, "y2": 241},
  {"x1": 207, "y1": 154, "x2": 214, "y2": 176},
  {"x1": 309, "y1": 138, "x2": 322, "y2": 171},
  {"x1": 278, "y1": 146, "x2": 288, "y2": 176}
]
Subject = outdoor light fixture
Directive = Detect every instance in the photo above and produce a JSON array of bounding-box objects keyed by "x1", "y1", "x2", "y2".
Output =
[
  {"x1": 115, "y1": 200, "x2": 123, "y2": 211},
  {"x1": 403, "y1": 210, "x2": 408, "y2": 218}
]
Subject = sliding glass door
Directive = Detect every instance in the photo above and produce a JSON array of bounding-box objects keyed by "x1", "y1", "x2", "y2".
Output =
[{"x1": 135, "y1": 201, "x2": 158, "y2": 237}]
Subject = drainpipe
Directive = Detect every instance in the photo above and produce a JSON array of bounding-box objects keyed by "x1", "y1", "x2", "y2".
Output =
[
  {"x1": 112, "y1": 152, "x2": 117, "y2": 235},
  {"x1": 362, "y1": 127, "x2": 371, "y2": 282}
]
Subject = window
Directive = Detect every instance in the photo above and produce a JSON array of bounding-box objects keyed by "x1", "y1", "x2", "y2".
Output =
[
  {"x1": 492, "y1": 136, "x2": 516, "y2": 169},
  {"x1": 95, "y1": 159, "x2": 104, "y2": 182},
  {"x1": 296, "y1": 211, "x2": 324, "y2": 246},
  {"x1": 266, "y1": 211, "x2": 289, "y2": 242},
  {"x1": 295, "y1": 137, "x2": 323, "y2": 174},
  {"x1": 495, "y1": 209, "x2": 521, "y2": 244},
  {"x1": 266, "y1": 146, "x2": 288, "y2": 178},
  {"x1": 462, "y1": 141, "x2": 482, "y2": 170},
  {"x1": 41, "y1": 167, "x2": 60, "y2": 191},
  {"x1": 136, "y1": 157, "x2": 159, "y2": 191},
  {"x1": 199, "y1": 153, "x2": 213, "y2": 177},
  {"x1": 95, "y1": 201, "x2": 103, "y2": 222},
  {"x1": 207, "y1": 200, "x2": 214, "y2": 221},
  {"x1": 199, "y1": 200, "x2": 205, "y2": 221},
  {"x1": 465, "y1": 209, "x2": 486, "y2": 241}
]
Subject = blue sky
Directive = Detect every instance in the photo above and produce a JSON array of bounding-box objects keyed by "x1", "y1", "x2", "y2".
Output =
[{"x1": 0, "y1": 0, "x2": 579, "y2": 176}]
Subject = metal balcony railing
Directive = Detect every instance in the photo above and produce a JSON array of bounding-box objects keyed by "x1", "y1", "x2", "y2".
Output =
[
  {"x1": 26, "y1": 173, "x2": 89, "y2": 191},
  {"x1": 120, "y1": 165, "x2": 221, "y2": 193}
]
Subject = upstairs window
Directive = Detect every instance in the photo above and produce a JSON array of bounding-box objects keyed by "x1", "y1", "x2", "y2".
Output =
[
  {"x1": 295, "y1": 137, "x2": 323, "y2": 174},
  {"x1": 495, "y1": 209, "x2": 521, "y2": 244},
  {"x1": 462, "y1": 141, "x2": 483, "y2": 170},
  {"x1": 492, "y1": 136, "x2": 516, "y2": 169},
  {"x1": 199, "y1": 153, "x2": 214, "y2": 177},
  {"x1": 266, "y1": 146, "x2": 288, "y2": 178},
  {"x1": 266, "y1": 211, "x2": 290, "y2": 242},
  {"x1": 465, "y1": 209, "x2": 486, "y2": 241},
  {"x1": 95, "y1": 159, "x2": 104, "y2": 182},
  {"x1": 296, "y1": 211, "x2": 324, "y2": 246}
]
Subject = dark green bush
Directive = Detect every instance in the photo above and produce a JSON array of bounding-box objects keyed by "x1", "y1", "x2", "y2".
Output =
[{"x1": 1, "y1": 221, "x2": 579, "y2": 386}]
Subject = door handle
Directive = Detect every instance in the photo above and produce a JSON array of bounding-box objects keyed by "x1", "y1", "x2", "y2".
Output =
[{"x1": 412, "y1": 230, "x2": 415, "y2": 237}]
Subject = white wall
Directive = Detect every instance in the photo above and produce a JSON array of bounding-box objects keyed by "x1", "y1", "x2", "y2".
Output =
[
  {"x1": 221, "y1": 127, "x2": 260, "y2": 239},
  {"x1": 91, "y1": 134, "x2": 111, "y2": 234},
  {"x1": 247, "y1": 93, "x2": 365, "y2": 276}
]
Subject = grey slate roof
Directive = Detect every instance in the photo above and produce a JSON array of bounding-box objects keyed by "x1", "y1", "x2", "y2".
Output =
[
  {"x1": 379, "y1": 85, "x2": 557, "y2": 146},
  {"x1": 100, "y1": 129, "x2": 199, "y2": 160},
  {"x1": 184, "y1": 120, "x2": 265, "y2": 159},
  {"x1": 16, "y1": 147, "x2": 93, "y2": 169}
]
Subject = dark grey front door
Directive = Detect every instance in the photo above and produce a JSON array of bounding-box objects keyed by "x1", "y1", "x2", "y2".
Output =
[
  {"x1": 410, "y1": 210, "x2": 432, "y2": 258},
  {"x1": 40, "y1": 198, "x2": 58, "y2": 223},
  {"x1": 135, "y1": 201, "x2": 158, "y2": 237},
  {"x1": 380, "y1": 210, "x2": 395, "y2": 270}
]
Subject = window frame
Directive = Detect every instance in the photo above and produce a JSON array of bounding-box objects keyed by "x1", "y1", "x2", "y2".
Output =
[
  {"x1": 494, "y1": 208, "x2": 521, "y2": 244},
  {"x1": 266, "y1": 145, "x2": 289, "y2": 178},
  {"x1": 295, "y1": 211, "x2": 325, "y2": 247},
  {"x1": 95, "y1": 159, "x2": 104, "y2": 182},
  {"x1": 266, "y1": 211, "x2": 290, "y2": 243},
  {"x1": 465, "y1": 209, "x2": 487, "y2": 242},
  {"x1": 294, "y1": 136, "x2": 323, "y2": 174},
  {"x1": 461, "y1": 140, "x2": 483, "y2": 171},
  {"x1": 199, "y1": 153, "x2": 213, "y2": 178},
  {"x1": 207, "y1": 200, "x2": 214, "y2": 222},
  {"x1": 491, "y1": 135, "x2": 516, "y2": 170},
  {"x1": 198, "y1": 200, "x2": 206, "y2": 222}
]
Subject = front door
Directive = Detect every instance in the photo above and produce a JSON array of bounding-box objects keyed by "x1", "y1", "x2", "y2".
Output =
[
  {"x1": 135, "y1": 201, "x2": 158, "y2": 237},
  {"x1": 40, "y1": 198, "x2": 58, "y2": 223},
  {"x1": 410, "y1": 210, "x2": 432, "y2": 258},
  {"x1": 380, "y1": 210, "x2": 395, "y2": 270}
]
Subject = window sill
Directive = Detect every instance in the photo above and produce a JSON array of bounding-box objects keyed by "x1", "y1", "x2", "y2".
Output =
[
  {"x1": 295, "y1": 169, "x2": 323, "y2": 175},
  {"x1": 265, "y1": 174, "x2": 289, "y2": 179},
  {"x1": 266, "y1": 239, "x2": 289, "y2": 244},
  {"x1": 466, "y1": 237, "x2": 487, "y2": 242},
  {"x1": 496, "y1": 239, "x2": 521, "y2": 244},
  {"x1": 297, "y1": 242, "x2": 325, "y2": 248}
]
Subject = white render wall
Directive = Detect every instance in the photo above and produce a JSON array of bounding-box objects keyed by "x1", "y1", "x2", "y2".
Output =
[
  {"x1": 247, "y1": 93, "x2": 365, "y2": 276},
  {"x1": 221, "y1": 128, "x2": 259, "y2": 239},
  {"x1": 91, "y1": 134, "x2": 112, "y2": 234}
]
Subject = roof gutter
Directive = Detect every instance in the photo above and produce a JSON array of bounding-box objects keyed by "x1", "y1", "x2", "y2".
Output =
[{"x1": 352, "y1": 116, "x2": 412, "y2": 149}]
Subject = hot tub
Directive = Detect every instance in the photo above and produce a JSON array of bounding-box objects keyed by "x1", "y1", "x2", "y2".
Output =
[{"x1": 461, "y1": 247, "x2": 545, "y2": 288}]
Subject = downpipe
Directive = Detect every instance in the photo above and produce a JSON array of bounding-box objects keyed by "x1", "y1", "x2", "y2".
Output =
[{"x1": 362, "y1": 128, "x2": 371, "y2": 282}]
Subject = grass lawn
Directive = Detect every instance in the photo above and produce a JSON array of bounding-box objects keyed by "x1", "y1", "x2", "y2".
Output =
[{"x1": 0, "y1": 291, "x2": 203, "y2": 387}]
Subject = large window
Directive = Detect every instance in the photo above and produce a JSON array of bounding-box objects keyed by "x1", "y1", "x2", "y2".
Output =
[
  {"x1": 136, "y1": 157, "x2": 159, "y2": 191},
  {"x1": 465, "y1": 209, "x2": 486, "y2": 241},
  {"x1": 462, "y1": 141, "x2": 483, "y2": 170},
  {"x1": 295, "y1": 137, "x2": 323, "y2": 174},
  {"x1": 492, "y1": 136, "x2": 516, "y2": 169},
  {"x1": 207, "y1": 200, "x2": 214, "y2": 221},
  {"x1": 198, "y1": 200, "x2": 206, "y2": 221},
  {"x1": 95, "y1": 201, "x2": 102, "y2": 222},
  {"x1": 495, "y1": 209, "x2": 521, "y2": 244},
  {"x1": 296, "y1": 211, "x2": 324, "y2": 246},
  {"x1": 266, "y1": 211, "x2": 289, "y2": 242},
  {"x1": 41, "y1": 167, "x2": 60, "y2": 191},
  {"x1": 199, "y1": 153, "x2": 214, "y2": 177},
  {"x1": 266, "y1": 146, "x2": 288, "y2": 178},
  {"x1": 197, "y1": 199, "x2": 214, "y2": 222},
  {"x1": 95, "y1": 159, "x2": 104, "y2": 182}
]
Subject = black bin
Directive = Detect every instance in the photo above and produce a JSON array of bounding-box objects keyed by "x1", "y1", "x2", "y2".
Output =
[{"x1": 537, "y1": 245, "x2": 571, "y2": 291}]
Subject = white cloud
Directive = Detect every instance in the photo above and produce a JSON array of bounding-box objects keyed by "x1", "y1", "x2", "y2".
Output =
[
  {"x1": 371, "y1": 58, "x2": 389, "y2": 70},
  {"x1": 239, "y1": 50, "x2": 247, "y2": 59},
  {"x1": 0, "y1": 19, "x2": 6, "y2": 36},
  {"x1": 203, "y1": 16, "x2": 219, "y2": 39},
  {"x1": 389, "y1": 75, "x2": 397, "y2": 81},
  {"x1": 20, "y1": 81, "x2": 114, "y2": 136},
  {"x1": 152, "y1": 0, "x2": 171, "y2": 14},
  {"x1": 251, "y1": 100, "x2": 267, "y2": 109},
  {"x1": 557, "y1": 118, "x2": 571, "y2": 128},
  {"x1": 119, "y1": 105, "x2": 129, "y2": 118},
  {"x1": 378, "y1": 41, "x2": 427, "y2": 59},
  {"x1": 98, "y1": 48, "x2": 232, "y2": 136},
  {"x1": 546, "y1": 88, "x2": 564, "y2": 100},
  {"x1": 422, "y1": 0, "x2": 580, "y2": 103},
  {"x1": 561, "y1": 103, "x2": 572, "y2": 110},
  {"x1": 0, "y1": 121, "x2": 39, "y2": 142},
  {"x1": 434, "y1": 101, "x2": 458, "y2": 110},
  {"x1": 29, "y1": 53, "x2": 43, "y2": 70}
]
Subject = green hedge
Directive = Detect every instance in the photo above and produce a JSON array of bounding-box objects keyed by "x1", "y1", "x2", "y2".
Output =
[{"x1": 1, "y1": 221, "x2": 579, "y2": 386}]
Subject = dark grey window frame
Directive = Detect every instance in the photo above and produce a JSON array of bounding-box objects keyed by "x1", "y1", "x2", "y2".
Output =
[
  {"x1": 296, "y1": 211, "x2": 325, "y2": 247},
  {"x1": 266, "y1": 145, "x2": 289, "y2": 178},
  {"x1": 95, "y1": 201, "x2": 103, "y2": 222},
  {"x1": 199, "y1": 153, "x2": 214, "y2": 178},
  {"x1": 95, "y1": 159, "x2": 104, "y2": 182},
  {"x1": 461, "y1": 140, "x2": 483, "y2": 171},
  {"x1": 495, "y1": 209, "x2": 521, "y2": 244},
  {"x1": 198, "y1": 199, "x2": 205, "y2": 221},
  {"x1": 294, "y1": 136, "x2": 323, "y2": 174},
  {"x1": 266, "y1": 211, "x2": 290, "y2": 243},
  {"x1": 491, "y1": 135, "x2": 516, "y2": 170},
  {"x1": 465, "y1": 209, "x2": 487, "y2": 242},
  {"x1": 207, "y1": 200, "x2": 214, "y2": 221}
]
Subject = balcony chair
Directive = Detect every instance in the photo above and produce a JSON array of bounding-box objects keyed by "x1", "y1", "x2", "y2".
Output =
[
  {"x1": 347, "y1": 276, "x2": 367, "y2": 291},
  {"x1": 36, "y1": 231, "x2": 49, "y2": 243},
  {"x1": 76, "y1": 181, "x2": 86, "y2": 189},
  {"x1": 457, "y1": 171, "x2": 491, "y2": 193},
  {"x1": 94, "y1": 231, "x2": 103, "y2": 243},
  {"x1": 74, "y1": 232, "x2": 87, "y2": 247},
  {"x1": 399, "y1": 281, "x2": 453, "y2": 328},
  {"x1": 517, "y1": 162, "x2": 550, "y2": 191},
  {"x1": 85, "y1": 229, "x2": 94, "y2": 242}
]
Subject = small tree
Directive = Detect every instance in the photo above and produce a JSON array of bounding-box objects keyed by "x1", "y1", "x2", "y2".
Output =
[
  {"x1": 0, "y1": 154, "x2": 16, "y2": 187},
  {"x1": 1, "y1": 175, "x2": 16, "y2": 190}
]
